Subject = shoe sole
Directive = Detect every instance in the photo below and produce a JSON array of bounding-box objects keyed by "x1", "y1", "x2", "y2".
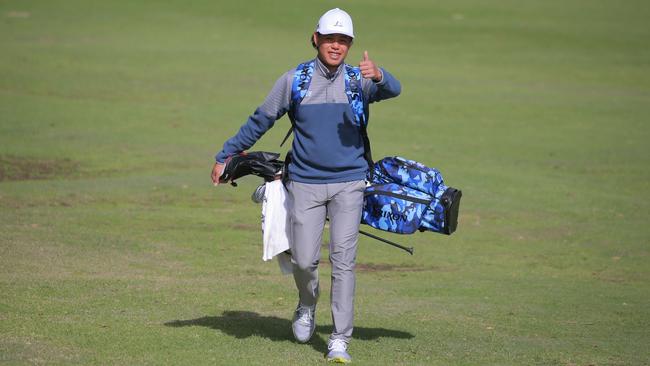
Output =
[
  {"x1": 326, "y1": 356, "x2": 352, "y2": 364},
  {"x1": 291, "y1": 328, "x2": 314, "y2": 343}
]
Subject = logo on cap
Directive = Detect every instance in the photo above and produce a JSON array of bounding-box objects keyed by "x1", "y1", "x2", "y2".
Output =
[{"x1": 333, "y1": 20, "x2": 343, "y2": 27}]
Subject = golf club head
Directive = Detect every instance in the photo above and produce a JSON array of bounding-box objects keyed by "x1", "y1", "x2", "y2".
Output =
[{"x1": 219, "y1": 151, "x2": 284, "y2": 185}]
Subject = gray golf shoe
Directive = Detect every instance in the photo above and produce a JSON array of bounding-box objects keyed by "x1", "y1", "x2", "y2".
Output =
[
  {"x1": 291, "y1": 303, "x2": 316, "y2": 343},
  {"x1": 326, "y1": 338, "x2": 351, "y2": 363}
]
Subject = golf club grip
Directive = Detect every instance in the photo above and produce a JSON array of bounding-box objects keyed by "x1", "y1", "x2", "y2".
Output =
[{"x1": 358, "y1": 229, "x2": 413, "y2": 255}]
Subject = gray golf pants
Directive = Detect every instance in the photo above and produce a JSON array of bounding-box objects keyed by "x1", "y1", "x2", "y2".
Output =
[{"x1": 286, "y1": 180, "x2": 366, "y2": 342}]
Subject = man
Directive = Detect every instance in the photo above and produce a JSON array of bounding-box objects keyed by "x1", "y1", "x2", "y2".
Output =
[{"x1": 211, "y1": 8, "x2": 401, "y2": 363}]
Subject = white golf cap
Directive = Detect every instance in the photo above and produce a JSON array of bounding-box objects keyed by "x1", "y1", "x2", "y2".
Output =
[{"x1": 316, "y1": 8, "x2": 354, "y2": 38}]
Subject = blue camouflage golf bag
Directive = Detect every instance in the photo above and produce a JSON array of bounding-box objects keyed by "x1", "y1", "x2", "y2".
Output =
[{"x1": 362, "y1": 156, "x2": 462, "y2": 235}]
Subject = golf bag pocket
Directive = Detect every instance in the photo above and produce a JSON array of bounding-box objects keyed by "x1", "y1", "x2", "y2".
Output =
[
  {"x1": 372, "y1": 156, "x2": 446, "y2": 198},
  {"x1": 362, "y1": 183, "x2": 431, "y2": 234},
  {"x1": 419, "y1": 187, "x2": 462, "y2": 235}
]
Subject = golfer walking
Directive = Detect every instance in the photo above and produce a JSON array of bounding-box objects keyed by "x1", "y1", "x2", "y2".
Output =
[{"x1": 212, "y1": 8, "x2": 401, "y2": 363}]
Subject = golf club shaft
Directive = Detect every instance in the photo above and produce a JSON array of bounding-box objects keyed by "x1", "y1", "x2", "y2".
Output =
[{"x1": 358, "y1": 229, "x2": 413, "y2": 255}]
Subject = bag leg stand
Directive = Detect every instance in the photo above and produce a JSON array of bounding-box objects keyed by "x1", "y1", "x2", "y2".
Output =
[{"x1": 358, "y1": 229, "x2": 413, "y2": 255}]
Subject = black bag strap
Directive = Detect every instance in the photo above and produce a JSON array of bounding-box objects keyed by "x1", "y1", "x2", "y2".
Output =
[
  {"x1": 280, "y1": 113, "x2": 295, "y2": 147},
  {"x1": 360, "y1": 121, "x2": 374, "y2": 180}
]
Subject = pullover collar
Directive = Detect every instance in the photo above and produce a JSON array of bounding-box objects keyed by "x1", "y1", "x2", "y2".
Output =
[{"x1": 315, "y1": 57, "x2": 344, "y2": 81}]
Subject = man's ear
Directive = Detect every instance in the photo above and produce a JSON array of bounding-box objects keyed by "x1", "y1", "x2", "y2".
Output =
[{"x1": 312, "y1": 32, "x2": 319, "y2": 49}]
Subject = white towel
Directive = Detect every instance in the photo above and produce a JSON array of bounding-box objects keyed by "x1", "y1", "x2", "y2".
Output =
[{"x1": 261, "y1": 180, "x2": 293, "y2": 274}]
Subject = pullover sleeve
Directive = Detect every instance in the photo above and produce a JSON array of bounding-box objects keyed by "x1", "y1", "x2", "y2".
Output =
[
  {"x1": 215, "y1": 71, "x2": 292, "y2": 162},
  {"x1": 362, "y1": 67, "x2": 401, "y2": 104}
]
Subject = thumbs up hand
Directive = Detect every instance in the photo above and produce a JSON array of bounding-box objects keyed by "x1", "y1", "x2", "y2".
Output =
[{"x1": 359, "y1": 50, "x2": 382, "y2": 82}]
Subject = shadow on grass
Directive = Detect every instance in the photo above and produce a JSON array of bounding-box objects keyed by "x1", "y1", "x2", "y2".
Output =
[{"x1": 165, "y1": 310, "x2": 414, "y2": 354}]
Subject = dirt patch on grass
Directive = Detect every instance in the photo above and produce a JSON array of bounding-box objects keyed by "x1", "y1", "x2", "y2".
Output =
[
  {"x1": 230, "y1": 223, "x2": 260, "y2": 231},
  {"x1": 0, "y1": 336, "x2": 82, "y2": 364},
  {"x1": 355, "y1": 262, "x2": 433, "y2": 272},
  {"x1": 5, "y1": 11, "x2": 31, "y2": 18},
  {"x1": 0, "y1": 155, "x2": 79, "y2": 181}
]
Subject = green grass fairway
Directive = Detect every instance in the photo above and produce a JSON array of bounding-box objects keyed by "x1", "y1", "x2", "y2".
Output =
[{"x1": 1, "y1": 1, "x2": 649, "y2": 365}]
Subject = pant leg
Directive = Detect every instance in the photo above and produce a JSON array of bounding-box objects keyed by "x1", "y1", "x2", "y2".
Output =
[
  {"x1": 326, "y1": 180, "x2": 366, "y2": 341},
  {"x1": 286, "y1": 181, "x2": 328, "y2": 307}
]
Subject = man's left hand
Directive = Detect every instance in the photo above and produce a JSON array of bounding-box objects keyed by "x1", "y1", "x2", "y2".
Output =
[{"x1": 359, "y1": 51, "x2": 382, "y2": 82}]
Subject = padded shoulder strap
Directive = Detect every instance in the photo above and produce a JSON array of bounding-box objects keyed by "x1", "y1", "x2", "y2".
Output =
[
  {"x1": 291, "y1": 61, "x2": 315, "y2": 108},
  {"x1": 344, "y1": 65, "x2": 373, "y2": 177},
  {"x1": 343, "y1": 65, "x2": 367, "y2": 127},
  {"x1": 281, "y1": 61, "x2": 315, "y2": 147}
]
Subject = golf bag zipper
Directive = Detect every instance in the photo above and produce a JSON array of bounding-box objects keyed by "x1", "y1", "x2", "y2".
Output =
[{"x1": 365, "y1": 186, "x2": 432, "y2": 205}]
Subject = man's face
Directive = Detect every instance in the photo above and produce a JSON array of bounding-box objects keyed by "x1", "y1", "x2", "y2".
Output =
[{"x1": 314, "y1": 33, "x2": 352, "y2": 70}]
